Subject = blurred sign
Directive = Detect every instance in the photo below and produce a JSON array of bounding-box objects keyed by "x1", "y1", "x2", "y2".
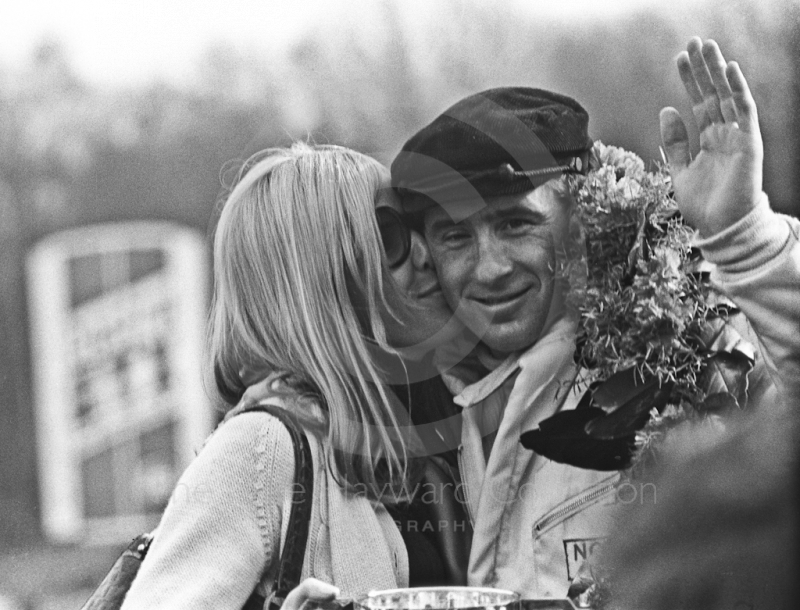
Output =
[{"x1": 26, "y1": 222, "x2": 214, "y2": 544}]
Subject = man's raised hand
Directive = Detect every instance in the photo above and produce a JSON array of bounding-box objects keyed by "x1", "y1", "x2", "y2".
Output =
[{"x1": 660, "y1": 37, "x2": 764, "y2": 237}]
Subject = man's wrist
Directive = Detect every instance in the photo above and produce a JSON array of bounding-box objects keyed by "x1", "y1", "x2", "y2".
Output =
[{"x1": 693, "y1": 193, "x2": 791, "y2": 274}]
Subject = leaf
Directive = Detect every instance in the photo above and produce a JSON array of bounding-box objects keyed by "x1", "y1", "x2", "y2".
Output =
[
  {"x1": 701, "y1": 317, "x2": 755, "y2": 359},
  {"x1": 625, "y1": 207, "x2": 648, "y2": 277},
  {"x1": 697, "y1": 316, "x2": 727, "y2": 349},
  {"x1": 700, "y1": 351, "x2": 753, "y2": 408},
  {"x1": 537, "y1": 407, "x2": 605, "y2": 432},
  {"x1": 586, "y1": 380, "x2": 673, "y2": 440},
  {"x1": 591, "y1": 367, "x2": 658, "y2": 410},
  {"x1": 700, "y1": 392, "x2": 739, "y2": 413},
  {"x1": 520, "y1": 408, "x2": 637, "y2": 471},
  {"x1": 704, "y1": 288, "x2": 740, "y2": 314},
  {"x1": 576, "y1": 381, "x2": 603, "y2": 410}
]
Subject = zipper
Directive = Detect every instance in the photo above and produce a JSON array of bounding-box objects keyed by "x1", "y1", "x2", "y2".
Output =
[
  {"x1": 457, "y1": 445, "x2": 475, "y2": 527},
  {"x1": 533, "y1": 480, "x2": 617, "y2": 535}
]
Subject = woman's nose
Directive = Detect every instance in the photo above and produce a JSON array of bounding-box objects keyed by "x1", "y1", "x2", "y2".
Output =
[{"x1": 409, "y1": 230, "x2": 435, "y2": 270}]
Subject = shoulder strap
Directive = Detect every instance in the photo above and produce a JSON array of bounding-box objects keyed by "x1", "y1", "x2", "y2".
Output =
[{"x1": 236, "y1": 403, "x2": 314, "y2": 610}]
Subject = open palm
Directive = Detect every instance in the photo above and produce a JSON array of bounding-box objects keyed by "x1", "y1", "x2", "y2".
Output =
[{"x1": 660, "y1": 38, "x2": 763, "y2": 238}]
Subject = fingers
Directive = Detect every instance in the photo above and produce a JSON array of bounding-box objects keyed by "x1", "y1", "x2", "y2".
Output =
[
  {"x1": 678, "y1": 37, "x2": 748, "y2": 132},
  {"x1": 677, "y1": 52, "x2": 706, "y2": 130},
  {"x1": 281, "y1": 578, "x2": 339, "y2": 610},
  {"x1": 702, "y1": 40, "x2": 737, "y2": 124},
  {"x1": 240, "y1": 371, "x2": 287, "y2": 407},
  {"x1": 659, "y1": 107, "x2": 691, "y2": 173},
  {"x1": 727, "y1": 61, "x2": 760, "y2": 134},
  {"x1": 686, "y1": 37, "x2": 725, "y2": 127}
]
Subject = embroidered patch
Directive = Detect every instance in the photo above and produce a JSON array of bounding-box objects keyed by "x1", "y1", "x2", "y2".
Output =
[{"x1": 563, "y1": 537, "x2": 606, "y2": 581}]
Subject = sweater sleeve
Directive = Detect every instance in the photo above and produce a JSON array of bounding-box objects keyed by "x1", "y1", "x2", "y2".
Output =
[
  {"x1": 120, "y1": 411, "x2": 296, "y2": 610},
  {"x1": 694, "y1": 193, "x2": 800, "y2": 401}
]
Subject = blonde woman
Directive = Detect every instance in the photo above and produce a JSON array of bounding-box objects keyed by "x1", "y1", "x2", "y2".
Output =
[{"x1": 120, "y1": 143, "x2": 467, "y2": 610}]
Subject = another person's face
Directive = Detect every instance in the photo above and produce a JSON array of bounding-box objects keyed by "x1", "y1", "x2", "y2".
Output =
[
  {"x1": 375, "y1": 188, "x2": 463, "y2": 350},
  {"x1": 423, "y1": 180, "x2": 572, "y2": 358}
]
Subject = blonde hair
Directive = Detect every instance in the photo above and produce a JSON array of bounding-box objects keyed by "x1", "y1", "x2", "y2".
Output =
[{"x1": 208, "y1": 142, "x2": 415, "y2": 502}]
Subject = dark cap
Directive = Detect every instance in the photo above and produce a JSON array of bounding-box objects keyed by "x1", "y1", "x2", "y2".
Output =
[{"x1": 391, "y1": 87, "x2": 592, "y2": 216}]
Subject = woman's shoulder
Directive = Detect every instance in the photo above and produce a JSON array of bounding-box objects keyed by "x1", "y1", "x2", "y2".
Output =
[
  {"x1": 120, "y1": 406, "x2": 300, "y2": 608},
  {"x1": 212, "y1": 404, "x2": 296, "y2": 455},
  {"x1": 192, "y1": 404, "x2": 299, "y2": 482}
]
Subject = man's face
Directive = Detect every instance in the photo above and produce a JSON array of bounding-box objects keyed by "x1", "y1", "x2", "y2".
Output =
[{"x1": 423, "y1": 180, "x2": 572, "y2": 358}]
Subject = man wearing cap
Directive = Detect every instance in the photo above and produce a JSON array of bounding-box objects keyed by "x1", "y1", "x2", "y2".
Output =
[{"x1": 391, "y1": 39, "x2": 800, "y2": 597}]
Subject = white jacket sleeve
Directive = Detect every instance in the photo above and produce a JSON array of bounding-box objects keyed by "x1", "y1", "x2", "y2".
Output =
[
  {"x1": 120, "y1": 411, "x2": 296, "y2": 610},
  {"x1": 695, "y1": 193, "x2": 800, "y2": 402}
]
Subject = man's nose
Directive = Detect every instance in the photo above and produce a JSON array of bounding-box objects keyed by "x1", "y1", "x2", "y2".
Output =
[{"x1": 474, "y1": 234, "x2": 513, "y2": 283}]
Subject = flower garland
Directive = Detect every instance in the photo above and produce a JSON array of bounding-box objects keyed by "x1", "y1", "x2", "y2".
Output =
[{"x1": 564, "y1": 141, "x2": 753, "y2": 472}]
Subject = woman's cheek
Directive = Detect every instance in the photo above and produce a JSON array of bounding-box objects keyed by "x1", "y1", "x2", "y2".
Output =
[{"x1": 389, "y1": 262, "x2": 414, "y2": 295}]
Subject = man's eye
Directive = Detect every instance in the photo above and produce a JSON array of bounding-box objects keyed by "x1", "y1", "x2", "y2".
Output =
[
  {"x1": 502, "y1": 218, "x2": 533, "y2": 231},
  {"x1": 440, "y1": 230, "x2": 470, "y2": 245}
]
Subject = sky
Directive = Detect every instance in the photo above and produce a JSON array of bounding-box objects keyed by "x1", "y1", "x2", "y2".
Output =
[{"x1": 0, "y1": 0, "x2": 681, "y2": 86}]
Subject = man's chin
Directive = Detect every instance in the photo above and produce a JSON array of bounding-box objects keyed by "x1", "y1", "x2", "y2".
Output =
[
  {"x1": 457, "y1": 309, "x2": 545, "y2": 359},
  {"x1": 478, "y1": 329, "x2": 538, "y2": 360}
]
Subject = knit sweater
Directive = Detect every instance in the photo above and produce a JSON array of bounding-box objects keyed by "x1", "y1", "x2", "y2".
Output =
[
  {"x1": 694, "y1": 194, "x2": 800, "y2": 402},
  {"x1": 120, "y1": 404, "x2": 408, "y2": 609}
]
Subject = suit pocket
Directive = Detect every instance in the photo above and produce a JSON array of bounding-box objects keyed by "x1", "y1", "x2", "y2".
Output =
[
  {"x1": 530, "y1": 474, "x2": 619, "y2": 596},
  {"x1": 532, "y1": 474, "x2": 619, "y2": 537}
]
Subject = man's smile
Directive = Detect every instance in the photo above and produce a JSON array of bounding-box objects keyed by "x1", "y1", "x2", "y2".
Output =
[{"x1": 469, "y1": 285, "x2": 532, "y2": 307}]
